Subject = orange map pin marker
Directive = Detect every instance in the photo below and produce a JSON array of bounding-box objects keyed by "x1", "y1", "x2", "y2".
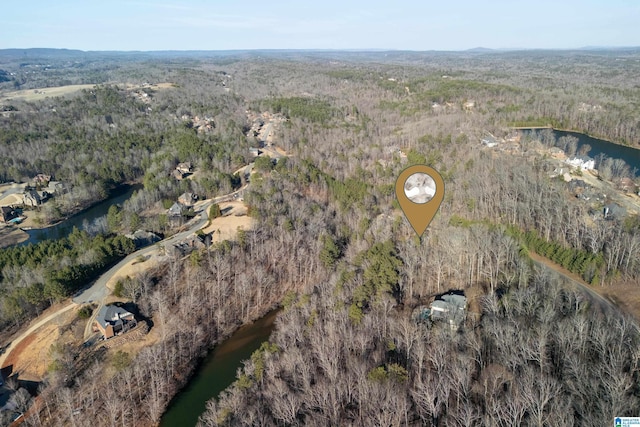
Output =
[{"x1": 396, "y1": 165, "x2": 445, "y2": 237}]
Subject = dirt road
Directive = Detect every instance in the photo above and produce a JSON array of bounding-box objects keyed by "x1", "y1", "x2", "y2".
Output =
[
  {"x1": 529, "y1": 251, "x2": 619, "y2": 317},
  {"x1": 0, "y1": 303, "x2": 77, "y2": 369}
]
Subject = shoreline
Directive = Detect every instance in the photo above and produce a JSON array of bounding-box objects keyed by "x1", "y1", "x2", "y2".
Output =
[
  {"x1": 0, "y1": 227, "x2": 29, "y2": 249},
  {"x1": 1, "y1": 181, "x2": 142, "y2": 249},
  {"x1": 31, "y1": 182, "x2": 142, "y2": 230},
  {"x1": 513, "y1": 126, "x2": 640, "y2": 152}
]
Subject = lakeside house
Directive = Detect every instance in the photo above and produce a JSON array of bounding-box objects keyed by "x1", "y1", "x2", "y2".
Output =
[
  {"x1": 565, "y1": 155, "x2": 595, "y2": 171},
  {"x1": 22, "y1": 190, "x2": 42, "y2": 207},
  {"x1": 94, "y1": 305, "x2": 136, "y2": 339}
]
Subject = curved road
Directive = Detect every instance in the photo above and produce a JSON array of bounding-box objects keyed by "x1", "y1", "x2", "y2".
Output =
[
  {"x1": 1, "y1": 180, "x2": 252, "y2": 366},
  {"x1": 529, "y1": 251, "x2": 618, "y2": 317}
]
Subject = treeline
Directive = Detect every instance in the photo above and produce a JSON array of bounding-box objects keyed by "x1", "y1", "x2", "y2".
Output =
[{"x1": 0, "y1": 229, "x2": 134, "y2": 328}]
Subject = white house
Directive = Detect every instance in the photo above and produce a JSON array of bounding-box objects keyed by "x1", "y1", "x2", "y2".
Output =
[{"x1": 565, "y1": 156, "x2": 595, "y2": 171}]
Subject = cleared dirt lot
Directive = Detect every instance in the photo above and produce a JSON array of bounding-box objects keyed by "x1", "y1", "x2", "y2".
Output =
[
  {"x1": 2, "y1": 308, "x2": 77, "y2": 382},
  {"x1": 201, "y1": 201, "x2": 253, "y2": 239}
]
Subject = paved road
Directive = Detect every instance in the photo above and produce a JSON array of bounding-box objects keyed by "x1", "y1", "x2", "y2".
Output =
[
  {"x1": 261, "y1": 123, "x2": 273, "y2": 144},
  {"x1": 0, "y1": 180, "x2": 251, "y2": 355},
  {"x1": 73, "y1": 208, "x2": 209, "y2": 305},
  {"x1": 75, "y1": 185, "x2": 250, "y2": 340},
  {"x1": 0, "y1": 132, "x2": 271, "y2": 364},
  {"x1": 0, "y1": 183, "x2": 26, "y2": 199},
  {"x1": 72, "y1": 183, "x2": 247, "y2": 306}
]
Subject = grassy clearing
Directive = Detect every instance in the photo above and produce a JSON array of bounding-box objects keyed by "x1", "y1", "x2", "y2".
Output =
[{"x1": 0, "y1": 84, "x2": 96, "y2": 102}]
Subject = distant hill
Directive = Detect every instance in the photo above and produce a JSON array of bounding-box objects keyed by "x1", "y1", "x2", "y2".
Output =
[{"x1": 466, "y1": 47, "x2": 495, "y2": 53}]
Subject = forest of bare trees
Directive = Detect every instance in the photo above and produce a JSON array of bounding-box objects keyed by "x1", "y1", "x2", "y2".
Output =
[
  {"x1": 201, "y1": 270, "x2": 640, "y2": 427},
  {"x1": 1, "y1": 48, "x2": 640, "y2": 426}
]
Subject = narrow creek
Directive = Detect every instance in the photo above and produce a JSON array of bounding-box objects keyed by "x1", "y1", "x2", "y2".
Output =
[{"x1": 160, "y1": 310, "x2": 280, "y2": 427}]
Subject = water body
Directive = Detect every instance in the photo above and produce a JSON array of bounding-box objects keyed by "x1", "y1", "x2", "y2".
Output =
[
  {"x1": 19, "y1": 183, "x2": 142, "y2": 246},
  {"x1": 160, "y1": 310, "x2": 280, "y2": 427},
  {"x1": 524, "y1": 129, "x2": 640, "y2": 176}
]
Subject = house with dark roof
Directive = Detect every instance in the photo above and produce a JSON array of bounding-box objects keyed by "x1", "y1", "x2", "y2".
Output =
[
  {"x1": 22, "y1": 190, "x2": 41, "y2": 207},
  {"x1": 0, "y1": 206, "x2": 18, "y2": 223},
  {"x1": 94, "y1": 305, "x2": 136, "y2": 339}
]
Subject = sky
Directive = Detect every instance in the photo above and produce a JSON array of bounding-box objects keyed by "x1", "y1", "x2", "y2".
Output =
[{"x1": 1, "y1": 0, "x2": 639, "y2": 51}]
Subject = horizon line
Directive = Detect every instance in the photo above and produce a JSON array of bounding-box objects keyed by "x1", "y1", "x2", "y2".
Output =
[{"x1": 2, "y1": 46, "x2": 640, "y2": 54}]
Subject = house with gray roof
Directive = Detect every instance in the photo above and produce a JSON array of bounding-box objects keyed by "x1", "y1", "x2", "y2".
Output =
[
  {"x1": 429, "y1": 292, "x2": 467, "y2": 330},
  {"x1": 168, "y1": 202, "x2": 185, "y2": 217},
  {"x1": 94, "y1": 305, "x2": 136, "y2": 339},
  {"x1": 604, "y1": 203, "x2": 626, "y2": 220}
]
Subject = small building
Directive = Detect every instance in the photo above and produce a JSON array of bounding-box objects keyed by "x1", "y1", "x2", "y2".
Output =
[
  {"x1": 0, "y1": 206, "x2": 18, "y2": 223},
  {"x1": 178, "y1": 192, "x2": 197, "y2": 207},
  {"x1": 168, "y1": 202, "x2": 185, "y2": 217},
  {"x1": 33, "y1": 173, "x2": 51, "y2": 184},
  {"x1": 173, "y1": 162, "x2": 193, "y2": 180},
  {"x1": 481, "y1": 137, "x2": 498, "y2": 148},
  {"x1": 94, "y1": 305, "x2": 136, "y2": 339},
  {"x1": 176, "y1": 162, "x2": 192, "y2": 175},
  {"x1": 44, "y1": 181, "x2": 66, "y2": 195},
  {"x1": 125, "y1": 230, "x2": 161, "y2": 249},
  {"x1": 249, "y1": 147, "x2": 262, "y2": 157},
  {"x1": 603, "y1": 203, "x2": 626, "y2": 220}
]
